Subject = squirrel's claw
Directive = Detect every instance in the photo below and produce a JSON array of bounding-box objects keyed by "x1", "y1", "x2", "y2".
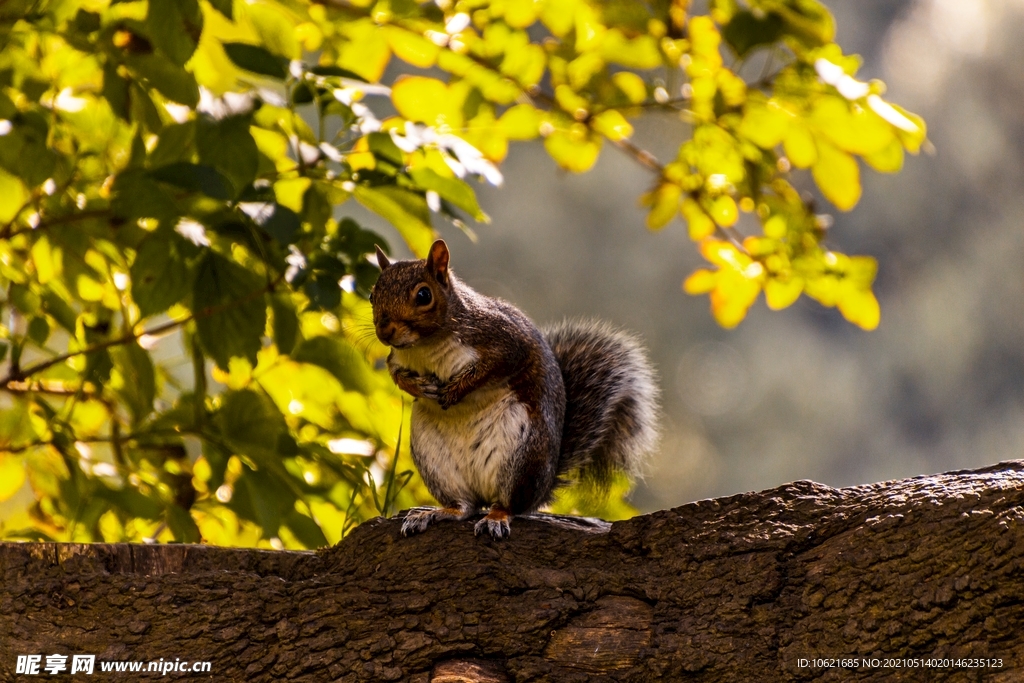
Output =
[
  {"x1": 474, "y1": 508, "x2": 512, "y2": 539},
  {"x1": 400, "y1": 506, "x2": 472, "y2": 536}
]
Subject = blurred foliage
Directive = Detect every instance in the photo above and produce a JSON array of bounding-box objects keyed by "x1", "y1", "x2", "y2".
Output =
[{"x1": 0, "y1": 0, "x2": 923, "y2": 547}]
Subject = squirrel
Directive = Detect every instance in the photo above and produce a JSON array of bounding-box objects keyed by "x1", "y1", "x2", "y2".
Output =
[{"x1": 371, "y1": 239, "x2": 659, "y2": 539}]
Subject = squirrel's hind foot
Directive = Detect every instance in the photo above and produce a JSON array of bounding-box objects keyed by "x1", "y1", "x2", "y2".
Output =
[
  {"x1": 474, "y1": 507, "x2": 512, "y2": 539},
  {"x1": 400, "y1": 506, "x2": 474, "y2": 536}
]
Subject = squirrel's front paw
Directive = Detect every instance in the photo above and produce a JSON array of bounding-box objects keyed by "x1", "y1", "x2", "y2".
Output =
[
  {"x1": 474, "y1": 508, "x2": 512, "y2": 539},
  {"x1": 417, "y1": 375, "x2": 442, "y2": 402},
  {"x1": 400, "y1": 506, "x2": 472, "y2": 536}
]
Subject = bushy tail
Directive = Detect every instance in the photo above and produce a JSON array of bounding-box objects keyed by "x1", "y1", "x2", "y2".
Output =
[{"x1": 543, "y1": 320, "x2": 659, "y2": 487}]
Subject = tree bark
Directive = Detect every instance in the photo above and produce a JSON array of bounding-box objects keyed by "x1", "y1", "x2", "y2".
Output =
[{"x1": 2, "y1": 461, "x2": 1023, "y2": 682}]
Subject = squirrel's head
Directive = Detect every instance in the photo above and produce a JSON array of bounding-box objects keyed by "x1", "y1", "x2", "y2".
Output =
[{"x1": 370, "y1": 239, "x2": 452, "y2": 348}]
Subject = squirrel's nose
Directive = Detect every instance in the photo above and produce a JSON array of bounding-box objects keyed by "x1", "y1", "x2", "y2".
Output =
[{"x1": 376, "y1": 322, "x2": 396, "y2": 345}]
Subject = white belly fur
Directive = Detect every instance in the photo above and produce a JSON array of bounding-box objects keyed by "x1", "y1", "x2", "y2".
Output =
[
  {"x1": 391, "y1": 335, "x2": 479, "y2": 382},
  {"x1": 411, "y1": 384, "x2": 528, "y2": 505}
]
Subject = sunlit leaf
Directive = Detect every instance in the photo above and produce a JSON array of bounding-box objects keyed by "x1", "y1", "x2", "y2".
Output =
[
  {"x1": 409, "y1": 168, "x2": 487, "y2": 221},
  {"x1": 544, "y1": 131, "x2": 602, "y2": 173},
  {"x1": 812, "y1": 141, "x2": 861, "y2": 210},
  {"x1": 354, "y1": 185, "x2": 434, "y2": 257}
]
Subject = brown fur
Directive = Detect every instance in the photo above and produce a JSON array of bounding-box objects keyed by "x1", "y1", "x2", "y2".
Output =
[{"x1": 372, "y1": 241, "x2": 658, "y2": 538}]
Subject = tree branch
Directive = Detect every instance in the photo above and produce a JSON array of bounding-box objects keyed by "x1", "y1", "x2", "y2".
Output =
[{"x1": 1, "y1": 462, "x2": 1022, "y2": 681}]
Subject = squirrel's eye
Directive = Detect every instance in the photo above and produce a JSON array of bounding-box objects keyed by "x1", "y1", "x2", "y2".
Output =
[{"x1": 415, "y1": 286, "x2": 432, "y2": 306}]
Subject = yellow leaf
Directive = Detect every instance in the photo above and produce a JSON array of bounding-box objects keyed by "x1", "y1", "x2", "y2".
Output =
[
  {"x1": 688, "y1": 16, "x2": 722, "y2": 70},
  {"x1": 716, "y1": 69, "x2": 747, "y2": 107},
  {"x1": 681, "y1": 198, "x2": 716, "y2": 240},
  {"x1": 837, "y1": 286, "x2": 880, "y2": 330},
  {"x1": 600, "y1": 31, "x2": 661, "y2": 69},
  {"x1": 544, "y1": 131, "x2": 601, "y2": 172},
  {"x1": 345, "y1": 136, "x2": 376, "y2": 172},
  {"x1": 812, "y1": 142, "x2": 861, "y2": 211},
  {"x1": 540, "y1": 0, "x2": 580, "y2": 36},
  {"x1": 739, "y1": 99, "x2": 790, "y2": 149},
  {"x1": 465, "y1": 106, "x2": 508, "y2": 162},
  {"x1": 245, "y1": 2, "x2": 301, "y2": 59},
  {"x1": 335, "y1": 18, "x2": 392, "y2": 82},
  {"x1": 763, "y1": 215, "x2": 787, "y2": 238},
  {"x1": 783, "y1": 122, "x2": 817, "y2": 168},
  {"x1": 0, "y1": 168, "x2": 28, "y2": 224},
  {"x1": 504, "y1": 0, "x2": 540, "y2": 27},
  {"x1": 812, "y1": 96, "x2": 894, "y2": 156},
  {"x1": 566, "y1": 52, "x2": 604, "y2": 90},
  {"x1": 77, "y1": 274, "x2": 105, "y2": 302},
  {"x1": 0, "y1": 455, "x2": 26, "y2": 502},
  {"x1": 863, "y1": 137, "x2": 904, "y2": 173},
  {"x1": 575, "y1": 3, "x2": 605, "y2": 51},
  {"x1": 710, "y1": 195, "x2": 738, "y2": 227},
  {"x1": 275, "y1": 177, "x2": 312, "y2": 212},
  {"x1": 803, "y1": 274, "x2": 840, "y2": 307},
  {"x1": 709, "y1": 273, "x2": 761, "y2": 328},
  {"x1": 391, "y1": 76, "x2": 463, "y2": 131},
  {"x1": 645, "y1": 183, "x2": 681, "y2": 230},
  {"x1": 591, "y1": 110, "x2": 633, "y2": 141},
  {"x1": 384, "y1": 27, "x2": 439, "y2": 69},
  {"x1": 683, "y1": 268, "x2": 716, "y2": 294},
  {"x1": 612, "y1": 72, "x2": 647, "y2": 104},
  {"x1": 498, "y1": 104, "x2": 541, "y2": 140},
  {"x1": 765, "y1": 276, "x2": 804, "y2": 310},
  {"x1": 31, "y1": 236, "x2": 59, "y2": 285},
  {"x1": 501, "y1": 43, "x2": 547, "y2": 87}
]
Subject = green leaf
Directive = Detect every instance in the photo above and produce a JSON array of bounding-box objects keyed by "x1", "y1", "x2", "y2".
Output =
[
  {"x1": 111, "y1": 342, "x2": 156, "y2": 423},
  {"x1": 97, "y1": 486, "x2": 163, "y2": 520},
  {"x1": 126, "y1": 53, "x2": 200, "y2": 106},
  {"x1": 302, "y1": 273, "x2": 341, "y2": 311},
  {"x1": 216, "y1": 389, "x2": 287, "y2": 460},
  {"x1": 102, "y1": 62, "x2": 130, "y2": 121},
  {"x1": 353, "y1": 185, "x2": 434, "y2": 257},
  {"x1": 166, "y1": 504, "x2": 201, "y2": 543},
  {"x1": 292, "y1": 336, "x2": 378, "y2": 394},
  {"x1": 131, "y1": 233, "x2": 191, "y2": 318},
  {"x1": 230, "y1": 466, "x2": 294, "y2": 535},
  {"x1": 192, "y1": 252, "x2": 267, "y2": 370},
  {"x1": 146, "y1": 0, "x2": 203, "y2": 67},
  {"x1": 196, "y1": 115, "x2": 258, "y2": 195},
  {"x1": 270, "y1": 293, "x2": 299, "y2": 354},
  {"x1": 40, "y1": 292, "x2": 77, "y2": 333},
  {"x1": 148, "y1": 121, "x2": 195, "y2": 168},
  {"x1": 409, "y1": 168, "x2": 487, "y2": 221},
  {"x1": 722, "y1": 10, "x2": 784, "y2": 58},
  {"x1": 309, "y1": 65, "x2": 367, "y2": 81},
  {"x1": 27, "y1": 316, "x2": 50, "y2": 346},
  {"x1": 222, "y1": 42, "x2": 289, "y2": 79},
  {"x1": 285, "y1": 509, "x2": 328, "y2": 548},
  {"x1": 367, "y1": 132, "x2": 404, "y2": 168},
  {"x1": 244, "y1": 202, "x2": 301, "y2": 244},
  {"x1": 151, "y1": 162, "x2": 233, "y2": 200},
  {"x1": 208, "y1": 0, "x2": 232, "y2": 20}
]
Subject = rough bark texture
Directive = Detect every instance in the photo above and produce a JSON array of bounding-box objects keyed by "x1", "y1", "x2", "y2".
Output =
[{"x1": 3, "y1": 462, "x2": 1024, "y2": 682}]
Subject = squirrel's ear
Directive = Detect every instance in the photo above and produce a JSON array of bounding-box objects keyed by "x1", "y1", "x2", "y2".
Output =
[
  {"x1": 375, "y1": 245, "x2": 391, "y2": 271},
  {"x1": 426, "y1": 239, "x2": 450, "y2": 286}
]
